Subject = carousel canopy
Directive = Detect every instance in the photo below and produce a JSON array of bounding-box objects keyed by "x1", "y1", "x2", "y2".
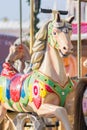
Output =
[{"x1": 71, "y1": 22, "x2": 87, "y2": 41}]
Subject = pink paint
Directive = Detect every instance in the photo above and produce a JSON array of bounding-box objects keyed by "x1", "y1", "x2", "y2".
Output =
[
  {"x1": 45, "y1": 84, "x2": 54, "y2": 93},
  {"x1": 1, "y1": 62, "x2": 18, "y2": 79},
  {"x1": 33, "y1": 82, "x2": 39, "y2": 98},
  {"x1": 10, "y1": 75, "x2": 22, "y2": 102},
  {"x1": 33, "y1": 96, "x2": 42, "y2": 109}
]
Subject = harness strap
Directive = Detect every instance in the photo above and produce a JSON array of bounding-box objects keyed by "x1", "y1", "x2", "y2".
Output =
[{"x1": 33, "y1": 71, "x2": 74, "y2": 106}]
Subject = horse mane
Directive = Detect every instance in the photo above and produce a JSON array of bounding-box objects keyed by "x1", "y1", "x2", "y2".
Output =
[
  {"x1": 21, "y1": 43, "x2": 31, "y2": 61},
  {"x1": 30, "y1": 21, "x2": 51, "y2": 70},
  {"x1": 74, "y1": 78, "x2": 87, "y2": 130}
]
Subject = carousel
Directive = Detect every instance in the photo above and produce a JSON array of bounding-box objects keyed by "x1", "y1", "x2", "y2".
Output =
[{"x1": 0, "y1": 0, "x2": 87, "y2": 130}]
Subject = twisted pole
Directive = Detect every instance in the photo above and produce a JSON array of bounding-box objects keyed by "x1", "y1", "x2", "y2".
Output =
[
  {"x1": 30, "y1": 0, "x2": 34, "y2": 54},
  {"x1": 77, "y1": 0, "x2": 82, "y2": 78}
]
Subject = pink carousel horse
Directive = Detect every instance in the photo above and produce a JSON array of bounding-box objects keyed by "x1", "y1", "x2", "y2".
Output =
[
  {"x1": 5, "y1": 39, "x2": 31, "y2": 73},
  {"x1": 0, "y1": 13, "x2": 75, "y2": 130}
]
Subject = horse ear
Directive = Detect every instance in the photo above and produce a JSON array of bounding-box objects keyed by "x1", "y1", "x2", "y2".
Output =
[
  {"x1": 14, "y1": 39, "x2": 19, "y2": 46},
  {"x1": 14, "y1": 38, "x2": 22, "y2": 46},
  {"x1": 67, "y1": 16, "x2": 74, "y2": 23},
  {"x1": 55, "y1": 13, "x2": 61, "y2": 22},
  {"x1": 17, "y1": 44, "x2": 23, "y2": 51}
]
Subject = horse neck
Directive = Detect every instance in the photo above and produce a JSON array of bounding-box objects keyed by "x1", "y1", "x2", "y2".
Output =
[
  {"x1": 14, "y1": 60, "x2": 25, "y2": 73},
  {"x1": 39, "y1": 44, "x2": 68, "y2": 85}
]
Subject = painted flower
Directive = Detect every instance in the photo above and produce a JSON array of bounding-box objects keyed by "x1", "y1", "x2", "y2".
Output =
[
  {"x1": 40, "y1": 82, "x2": 47, "y2": 98},
  {"x1": 29, "y1": 80, "x2": 48, "y2": 109},
  {"x1": 32, "y1": 81, "x2": 40, "y2": 98}
]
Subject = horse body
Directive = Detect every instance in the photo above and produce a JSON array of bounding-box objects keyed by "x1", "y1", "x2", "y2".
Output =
[{"x1": 0, "y1": 13, "x2": 75, "y2": 130}]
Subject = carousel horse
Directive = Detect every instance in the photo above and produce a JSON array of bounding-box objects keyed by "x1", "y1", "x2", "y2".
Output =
[
  {"x1": 0, "y1": 13, "x2": 75, "y2": 130},
  {"x1": 5, "y1": 39, "x2": 31, "y2": 74},
  {"x1": 74, "y1": 78, "x2": 87, "y2": 130}
]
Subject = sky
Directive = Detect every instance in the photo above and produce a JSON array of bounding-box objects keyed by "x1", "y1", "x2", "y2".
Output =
[
  {"x1": 0, "y1": 0, "x2": 66, "y2": 21},
  {"x1": 0, "y1": 0, "x2": 29, "y2": 21},
  {"x1": 39, "y1": 0, "x2": 66, "y2": 20}
]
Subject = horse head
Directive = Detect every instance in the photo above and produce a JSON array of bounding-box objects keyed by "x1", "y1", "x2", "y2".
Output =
[
  {"x1": 5, "y1": 38, "x2": 31, "y2": 73},
  {"x1": 48, "y1": 13, "x2": 74, "y2": 57},
  {"x1": 5, "y1": 42, "x2": 24, "y2": 64}
]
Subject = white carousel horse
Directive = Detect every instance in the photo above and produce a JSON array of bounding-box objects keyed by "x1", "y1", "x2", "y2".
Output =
[
  {"x1": 0, "y1": 13, "x2": 75, "y2": 130},
  {"x1": 74, "y1": 78, "x2": 87, "y2": 130},
  {"x1": 5, "y1": 38, "x2": 31, "y2": 74}
]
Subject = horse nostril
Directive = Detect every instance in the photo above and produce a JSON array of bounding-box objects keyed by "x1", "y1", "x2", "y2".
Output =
[
  {"x1": 8, "y1": 60, "x2": 10, "y2": 62},
  {"x1": 63, "y1": 47, "x2": 67, "y2": 50},
  {"x1": 71, "y1": 48, "x2": 73, "y2": 52}
]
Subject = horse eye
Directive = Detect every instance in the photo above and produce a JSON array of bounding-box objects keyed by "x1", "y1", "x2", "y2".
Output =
[
  {"x1": 14, "y1": 44, "x2": 18, "y2": 46},
  {"x1": 53, "y1": 32, "x2": 56, "y2": 35}
]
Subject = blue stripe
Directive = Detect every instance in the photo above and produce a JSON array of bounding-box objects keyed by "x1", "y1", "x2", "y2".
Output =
[{"x1": 6, "y1": 79, "x2": 11, "y2": 99}]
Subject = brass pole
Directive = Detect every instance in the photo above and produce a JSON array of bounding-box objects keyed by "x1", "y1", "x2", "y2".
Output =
[
  {"x1": 77, "y1": 0, "x2": 82, "y2": 78},
  {"x1": 30, "y1": 0, "x2": 34, "y2": 54},
  {"x1": 20, "y1": 0, "x2": 22, "y2": 44}
]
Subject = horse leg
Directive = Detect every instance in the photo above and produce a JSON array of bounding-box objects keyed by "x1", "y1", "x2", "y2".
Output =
[
  {"x1": 0, "y1": 114, "x2": 16, "y2": 130},
  {"x1": 37, "y1": 104, "x2": 71, "y2": 130},
  {"x1": 0, "y1": 105, "x2": 7, "y2": 123},
  {"x1": 0, "y1": 105, "x2": 16, "y2": 130},
  {"x1": 6, "y1": 114, "x2": 16, "y2": 130},
  {"x1": 0, "y1": 115, "x2": 10, "y2": 130},
  {"x1": 0, "y1": 105, "x2": 9, "y2": 130}
]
